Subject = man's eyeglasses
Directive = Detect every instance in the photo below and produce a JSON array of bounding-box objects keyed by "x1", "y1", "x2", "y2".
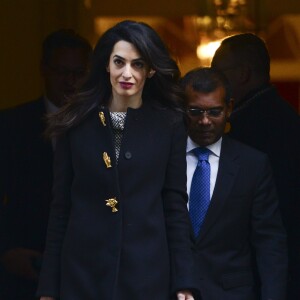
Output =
[{"x1": 187, "y1": 108, "x2": 224, "y2": 118}]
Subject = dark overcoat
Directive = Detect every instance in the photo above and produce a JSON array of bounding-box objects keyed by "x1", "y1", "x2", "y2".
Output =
[
  {"x1": 37, "y1": 101, "x2": 197, "y2": 300},
  {"x1": 228, "y1": 85, "x2": 300, "y2": 297},
  {"x1": 0, "y1": 98, "x2": 53, "y2": 299}
]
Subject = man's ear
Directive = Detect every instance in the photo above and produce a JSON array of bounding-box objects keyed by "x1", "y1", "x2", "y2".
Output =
[
  {"x1": 239, "y1": 64, "x2": 251, "y2": 83},
  {"x1": 224, "y1": 98, "x2": 234, "y2": 133},
  {"x1": 40, "y1": 61, "x2": 47, "y2": 78},
  {"x1": 228, "y1": 97, "x2": 234, "y2": 113}
]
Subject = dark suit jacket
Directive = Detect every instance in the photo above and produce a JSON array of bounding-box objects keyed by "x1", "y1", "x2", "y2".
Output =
[
  {"x1": 37, "y1": 102, "x2": 197, "y2": 300},
  {"x1": 193, "y1": 136, "x2": 287, "y2": 300},
  {"x1": 228, "y1": 85, "x2": 300, "y2": 298},
  {"x1": 0, "y1": 98, "x2": 53, "y2": 299}
]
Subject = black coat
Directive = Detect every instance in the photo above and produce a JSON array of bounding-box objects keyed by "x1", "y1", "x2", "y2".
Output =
[
  {"x1": 37, "y1": 102, "x2": 197, "y2": 300},
  {"x1": 193, "y1": 136, "x2": 287, "y2": 300},
  {"x1": 0, "y1": 98, "x2": 53, "y2": 299},
  {"x1": 228, "y1": 85, "x2": 300, "y2": 298}
]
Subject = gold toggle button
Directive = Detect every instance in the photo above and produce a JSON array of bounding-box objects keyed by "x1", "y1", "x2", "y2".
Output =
[
  {"x1": 105, "y1": 198, "x2": 118, "y2": 212},
  {"x1": 103, "y1": 152, "x2": 112, "y2": 168},
  {"x1": 99, "y1": 111, "x2": 106, "y2": 126}
]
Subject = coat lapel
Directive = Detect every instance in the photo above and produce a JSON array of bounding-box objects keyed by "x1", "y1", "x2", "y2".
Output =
[{"x1": 196, "y1": 137, "x2": 240, "y2": 243}]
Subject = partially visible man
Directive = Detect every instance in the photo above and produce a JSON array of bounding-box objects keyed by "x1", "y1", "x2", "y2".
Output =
[
  {"x1": 182, "y1": 67, "x2": 287, "y2": 300},
  {"x1": 211, "y1": 33, "x2": 300, "y2": 299},
  {"x1": 0, "y1": 29, "x2": 92, "y2": 300}
]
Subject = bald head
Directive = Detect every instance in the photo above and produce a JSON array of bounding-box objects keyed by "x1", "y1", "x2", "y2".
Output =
[{"x1": 211, "y1": 33, "x2": 271, "y2": 104}]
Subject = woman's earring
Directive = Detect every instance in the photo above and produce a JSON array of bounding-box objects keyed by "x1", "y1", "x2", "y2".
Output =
[{"x1": 148, "y1": 70, "x2": 155, "y2": 78}]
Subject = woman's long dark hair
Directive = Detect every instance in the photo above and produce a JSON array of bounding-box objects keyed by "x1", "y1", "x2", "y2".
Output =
[{"x1": 46, "y1": 20, "x2": 184, "y2": 137}]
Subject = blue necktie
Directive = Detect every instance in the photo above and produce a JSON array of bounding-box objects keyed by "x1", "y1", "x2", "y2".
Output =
[{"x1": 189, "y1": 147, "x2": 210, "y2": 237}]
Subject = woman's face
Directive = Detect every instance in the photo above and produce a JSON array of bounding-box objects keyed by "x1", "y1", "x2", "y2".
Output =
[{"x1": 107, "y1": 40, "x2": 154, "y2": 100}]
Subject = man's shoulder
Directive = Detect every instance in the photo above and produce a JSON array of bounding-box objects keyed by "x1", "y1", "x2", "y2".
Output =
[
  {"x1": 2, "y1": 97, "x2": 44, "y2": 115},
  {"x1": 1, "y1": 97, "x2": 45, "y2": 122},
  {"x1": 238, "y1": 87, "x2": 299, "y2": 121},
  {"x1": 223, "y1": 135, "x2": 268, "y2": 159},
  {"x1": 0, "y1": 97, "x2": 46, "y2": 137}
]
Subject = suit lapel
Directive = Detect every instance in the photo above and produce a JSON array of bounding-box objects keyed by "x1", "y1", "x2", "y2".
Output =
[
  {"x1": 25, "y1": 97, "x2": 53, "y2": 158},
  {"x1": 196, "y1": 137, "x2": 240, "y2": 243}
]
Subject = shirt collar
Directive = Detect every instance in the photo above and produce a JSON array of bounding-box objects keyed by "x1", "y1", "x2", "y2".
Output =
[
  {"x1": 187, "y1": 136, "x2": 222, "y2": 157},
  {"x1": 44, "y1": 95, "x2": 59, "y2": 114}
]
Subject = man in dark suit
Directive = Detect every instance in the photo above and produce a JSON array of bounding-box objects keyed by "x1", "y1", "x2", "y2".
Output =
[
  {"x1": 0, "y1": 29, "x2": 92, "y2": 300},
  {"x1": 181, "y1": 67, "x2": 287, "y2": 300},
  {"x1": 211, "y1": 33, "x2": 300, "y2": 299}
]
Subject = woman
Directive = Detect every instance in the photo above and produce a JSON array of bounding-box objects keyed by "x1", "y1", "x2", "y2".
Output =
[{"x1": 37, "y1": 20, "x2": 197, "y2": 300}]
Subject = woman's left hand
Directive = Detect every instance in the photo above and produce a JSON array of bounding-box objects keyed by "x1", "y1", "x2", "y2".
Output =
[{"x1": 177, "y1": 290, "x2": 194, "y2": 300}]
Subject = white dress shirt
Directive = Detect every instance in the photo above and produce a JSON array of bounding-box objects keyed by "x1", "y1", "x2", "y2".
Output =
[
  {"x1": 186, "y1": 137, "x2": 222, "y2": 209},
  {"x1": 44, "y1": 96, "x2": 59, "y2": 149}
]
